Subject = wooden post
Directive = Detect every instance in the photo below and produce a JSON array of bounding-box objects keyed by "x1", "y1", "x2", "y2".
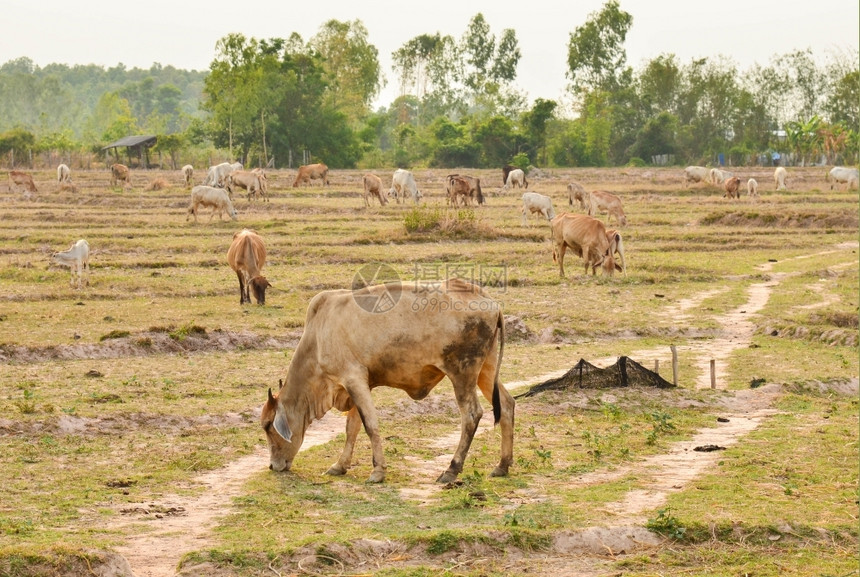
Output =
[
  {"x1": 710, "y1": 360, "x2": 716, "y2": 389},
  {"x1": 654, "y1": 359, "x2": 659, "y2": 374},
  {"x1": 670, "y1": 345, "x2": 678, "y2": 386}
]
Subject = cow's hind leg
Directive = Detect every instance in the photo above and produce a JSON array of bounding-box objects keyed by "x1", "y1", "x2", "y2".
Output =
[
  {"x1": 326, "y1": 406, "x2": 362, "y2": 475},
  {"x1": 476, "y1": 358, "x2": 514, "y2": 478},
  {"x1": 437, "y1": 373, "x2": 484, "y2": 484}
]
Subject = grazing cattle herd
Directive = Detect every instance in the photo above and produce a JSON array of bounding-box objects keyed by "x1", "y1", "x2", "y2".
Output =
[{"x1": 3, "y1": 159, "x2": 856, "y2": 482}]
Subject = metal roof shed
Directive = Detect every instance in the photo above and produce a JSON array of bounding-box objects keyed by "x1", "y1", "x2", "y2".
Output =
[{"x1": 102, "y1": 135, "x2": 157, "y2": 168}]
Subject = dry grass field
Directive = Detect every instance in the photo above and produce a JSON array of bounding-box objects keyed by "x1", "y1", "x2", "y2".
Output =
[{"x1": 0, "y1": 164, "x2": 857, "y2": 577}]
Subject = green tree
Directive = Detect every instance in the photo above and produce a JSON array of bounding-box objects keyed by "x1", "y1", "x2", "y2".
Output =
[
  {"x1": 583, "y1": 91, "x2": 613, "y2": 165},
  {"x1": 520, "y1": 98, "x2": 557, "y2": 165},
  {"x1": 628, "y1": 111, "x2": 678, "y2": 162},
  {"x1": 0, "y1": 128, "x2": 36, "y2": 166},
  {"x1": 566, "y1": 0, "x2": 633, "y2": 93}
]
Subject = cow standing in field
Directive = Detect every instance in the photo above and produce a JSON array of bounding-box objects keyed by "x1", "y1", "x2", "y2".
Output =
[
  {"x1": 389, "y1": 169, "x2": 422, "y2": 204},
  {"x1": 827, "y1": 166, "x2": 859, "y2": 190},
  {"x1": 710, "y1": 168, "x2": 733, "y2": 185},
  {"x1": 723, "y1": 176, "x2": 742, "y2": 199},
  {"x1": 9, "y1": 170, "x2": 37, "y2": 194},
  {"x1": 503, "y1": 169, "x2": 527, "y2": 191},
  {"x1": 227, "y1": 229, "x2": 270, "y2": 305},
  {"x1": 587, "y1": 190, "x2": 627, "y2": 226},
  {"x1": 186, "y1": 185, "x2": 238, "y2": 223},
  {"x1": 293, "y1": 163, "x2": 329, "y2": 187},
  {"x1": 182, "y1": 165, "x2": 194, "y2": 188},
  {"x1": 567, "y1": 182, "x2": 588, "y2": 210},
  {"x1": 361, "y1": 174, "x2": 388, "y2": 207},
  {"x1": 251, "y1": 168, "x2": 269, "y2": 196},
  {"x1": 203, "y1": 162, "x2": 234, "y2": 188},
  {"x1": 445, "y1": 174, "x2": 483, "y2": 206},
  {"x1": 57, "y1": 164, "x2": 71, "y2": 184},
  {"x1": 260, "y1": 278, "x2": 514, "y2": 484},
  {"x1": 226, "y1": 170, "x2": 267, "y2": 202},
  {"x1": 521, "y1": 192, "x2": 555, "y2": 226},
  {"x1": 51, "y1": 239, "x2": 90, "y2": 288},
  {"x1": 551, "y1": 213, "x2": 617, "y2": 277},
  {"x1": 110, "y1": 163, "x2": 132, "y2": 188},
  {"x1": 684, "y1": 166, "x2": 709, "y2": 186},
  {"x1": 747, "y1": 178, "x2": 759, "y2": 197},
  {"x1": 774, "y1": 166, "x2": 787, "y2": 191}
]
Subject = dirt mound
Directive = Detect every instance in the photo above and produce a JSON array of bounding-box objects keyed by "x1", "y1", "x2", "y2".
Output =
[
  {"x1": 701, "y1": 211, "x2": 858, "y2": 229},
  {"x1": 0, "y1": 328, "x2": 301, "y2": 364},
  {"x1": 0, "y1": 550, "x2": 134, "y2": 577}
]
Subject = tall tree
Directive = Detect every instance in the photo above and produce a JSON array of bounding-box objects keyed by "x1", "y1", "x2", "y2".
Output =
[{"x1": 566, "y1": 0, "x2": 633, "y2": 93}]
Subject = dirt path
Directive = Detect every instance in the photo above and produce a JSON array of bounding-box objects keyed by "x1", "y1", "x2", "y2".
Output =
[{"x1": 113, "y1": 247, "x2": 857, "y2": 576}]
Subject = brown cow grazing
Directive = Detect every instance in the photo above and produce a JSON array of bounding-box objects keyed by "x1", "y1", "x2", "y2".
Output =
[
  {"x1": 587, "y1": 190, "x2": 627, "y2": 226},
  {"x1": 723, "y1": 176, "x2": 741, "y2": 199},
  {"x1": 227, "y1": 229, "x2": 270, "y2": 305},
  {"x1": 605, "y1": 229, "x2": 626, "y2": 276},
  {"x1": 110, "y1": 163, "x2": 132, "y2": 188},
  {"x1": 9, "y1": 170, "x2": 38, "y2": 194},
  {"x1": 551, "y1": 213, "x2": 617, "y2": 277},
  {"x1": 292, "y1": 163, "x2": 329, "y2": 187},
  {"x1": 361, "y1": 173, "x2": 387, "y2": 207},
  {"x1": 446, "y1": 174, "x2": 484, "y2": 206},
  {"x1": 260, "y1": 278, "x2": 514, "y2": 484},
  {"x1": 226, "y1": 170, "x2": 267, "y2": 202}
]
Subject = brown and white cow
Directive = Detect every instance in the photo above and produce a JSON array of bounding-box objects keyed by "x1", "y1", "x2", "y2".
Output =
[
  {"x1": 587, "y1": 190, "x2": 627, "y2": 226},
  {"x1": 9, "y1": 170, "x2": 37, "y2": 194},
  {"x1": 227, "y1": 229, "x2": 270, "y2": 305},
  {"x1": 110, "y1": 163, "x2": 131, "y2": 188},
  {"x1": 361, "y1": 173, "x2": 388, "y2": 207},
  {"x1": 260, "y1": 279, "x2": 514, "y2": 484},
  {"x1": 551, "y1": 213, "x2": 617, "y2": 277},
  {"x1": 503, "y1": 168, "x2": 527, "y2": 191},
  {"x1": 292, "y1": 163, "x2": 329, "y2": 187},
  {"x1": 446, "y1": 174, "x2": 484, "y2": 206},
  {"x1": 226, "y1": 170, "x2": 267, "y2": 202}
]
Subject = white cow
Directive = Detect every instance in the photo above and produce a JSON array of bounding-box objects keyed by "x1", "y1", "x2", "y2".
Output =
[
  {"x1": 774, "y1": 166, "x2": 787, "y2": 191},
  {"x1": 203, "y1": 162, "x2": 234, "y2": 188},
  {"x1": 57, "y1": 164, "x2": 71, "y2": 184},
  {"x1": 709, "y1": 168, "x2": 733, "y2": 185},
  {"x1": 521, "y1": 192, "x2": 555, "y2": 226},
  {"x1": 747, "y1": 178, "x2": 759, "y2": 197},
  {"x1": 187, "y1": 186, "x2": 238, "y2": 223},
  {"x1": 181, "y1": 165, "x2": 194, "y2": 188},
  {"x1": 684, "y1": 166, "x2": 709, "y2": 186},
  {"x1": 389, "y1": 169, "x2": 422, "y2": 204},
  {"x1": 51, "y1": 239, "x2": 90, "y2": 288},
  {"x1": 503, "y1": 169, "x2": 527, "y2": 191},
  {"x1": 827, "y1": 166, "x2": 859, "y2": 190}
]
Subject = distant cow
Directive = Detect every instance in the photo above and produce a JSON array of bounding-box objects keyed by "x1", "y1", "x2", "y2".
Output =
[
  {"x1": 445, "y1": 174, "x2": 483, "y2": 206},
  {"x1": 9, "y1": 170, "x2": 37, "y2": 194},
  {"x1": 389, "y1": 169, "x2": 422, "y2": 204},
  {"x1": 551, "y1": 213, "x2": 617, "y2": 277},
  {"x1": 182, "y1": 165, "x2": 194, "y2": 188},
  {"x1": 502, "y1": 164, "x2": 516, "y2": 187},
  {"x1": 226, "y1": 170, "x2": 267, "y2": 202},
  {"x1": 774, "y1": 166, "x2": 787, "y2": 191},
  {"x1": 747, "y1": 178, "x2": 759, "y2": 197},
  {"x1": 203, "y1": 162, "x2": 234, "y2": 188},
  {"x1": 227, "y1": 229, "x2": 270, "y2": 305},
  {"x1": 827, "y1": 166, "x2": 859, "y2": 190},
  {"x1": 293, "y1": 163, "x2": 329, "y2": 187},
  {"x1": 186, "y1": 185, "x2": 237, "y2": 223},
  {"x1": 503, "y1": 169, "x2": 527, "y2": 191},
  {"x1": 605, "y1": 229, "x2": 626, "y2": 277},
  {"x1": 57, "y1": 164, "x2": 71, "y2": 184},
  {"x1": 684, "y1": 166, "x2": 709, "y2": 186},
  {"x1": 251, "y1": 168, "x2": 269, "y2": 195},
  {"x1": 51, "y1": 239, "x2": 90, "y2": 288},
  {"x1": 709, "y1": 168, "x2": 733, "y2": 186},
  {"x1": 587, "y1": 190, "x2": 627, "y2": 226},
  {"x1": 361, "y1": 173, "x2": 388, "y2": 207},
  {"x1": 567, "y1": 182, "x2": 588, "y2": 210},
  {"x1": 110, "y1": 163, "x2": 131, "y2": 188},
  {"x1": 723, "y1": 176, "x2": 741, "y2": 199},
  {"x1": 521, "y1": 192, "x2": 555, "y2": 226}
]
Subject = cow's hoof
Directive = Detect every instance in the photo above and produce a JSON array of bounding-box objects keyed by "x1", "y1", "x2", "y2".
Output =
[
  {"x1": 325, "y1": 464, "x2": 347, "y2": 476},
  {"x1": 490, "y1": 466, "x2": 509, "y2": 478},
  {"x1": 366, "y1": 470, "x2": 385, "y2": 483},
  {"x1": 436, "y1": 471, "x2": 458, "y2": 484}
]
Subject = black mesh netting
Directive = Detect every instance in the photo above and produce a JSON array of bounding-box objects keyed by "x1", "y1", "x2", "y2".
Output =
[{"x1": 516, "y1": 356, "x2": 676, "y2": 399}]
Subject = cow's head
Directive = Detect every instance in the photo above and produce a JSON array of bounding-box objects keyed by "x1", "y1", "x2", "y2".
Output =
[
  {"x1": 600, "y1": 249, "x2": 616, "y2": 276},
  {"x1": 261, "y1": 384, "x2": 302, "y2": 472},
  {"x1": 251, "y1": 275, "x2": 271, "y2": 305}
]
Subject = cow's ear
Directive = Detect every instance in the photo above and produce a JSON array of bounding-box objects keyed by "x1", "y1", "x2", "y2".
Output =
[{"x1": 273, "y1": 401, "x2": 292, "y2": 443}]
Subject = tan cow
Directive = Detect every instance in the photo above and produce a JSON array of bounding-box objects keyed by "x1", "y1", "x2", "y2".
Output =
[
  {"x1": 226, "y1": 170, "x2": 267, "y2": 202},
  {"x1": 446, "y1": 175, "x2": 483, "y2": 206},
  {"x1": 587, "y1": 190, "x2": 627, "y2": 226},
  {"x1": 251, "y1": 168, "x2": 269, "y2": 195},
  {"x1": 361, "y1": 173, "x2": 387, "y2": 207},
  {"x1": 723, "y1": 176, "x2": 741, "y2": 199},
  {"x1": 181, "y1": 164, "x2": 194, "y2": 188},
  {"x1": 605, "y1": 229, "x2": 626, "y2": 276},
  {"x1": 260, "y1": 278, "x2": 514, "y2": 484},
  {"x1": 567, "y1": 182, "x2": 588, "y2": 210},
  {"x1": 227, "y1": 229, "x2": 270, "y2": 305},
  {"x1": 292, "y1": 163, "x2": 329, "y2": 187},
  {"x1": 110, "y1": 163, "x2": 131, "y2": 188},
  {"x1": 186, "y1": 185, "x2": 237, "y2": 223},
  {"x1": 9, "y1": 170, "x2": 37, "y2": 194},
  {"x1": 551, "y1": 213, "x2": 617, "y2": 277}
]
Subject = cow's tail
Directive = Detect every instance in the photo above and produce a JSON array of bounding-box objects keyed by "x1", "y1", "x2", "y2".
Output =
[{"x1": 492, "y1": 310, "x2": 505, "y2": 425}]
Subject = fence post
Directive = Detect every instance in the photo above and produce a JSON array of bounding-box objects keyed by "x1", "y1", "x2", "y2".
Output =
[
  {"x1": 710, "y1": 360, "x2": 716, "y2": 389},
  {"x1": 670, "y1": 345, "x2": 678, "y2": 387},
  {"x1": 654, "y1": 359, "x2": 659, "y2": 374}
]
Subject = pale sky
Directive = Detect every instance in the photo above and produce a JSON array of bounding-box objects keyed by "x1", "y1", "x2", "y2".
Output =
[{"x1": 3, "y1": 0, "x2": 858, "y2": 110}]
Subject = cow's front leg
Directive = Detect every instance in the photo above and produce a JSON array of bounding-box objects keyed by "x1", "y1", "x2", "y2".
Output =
[
  {"x1": 343, "y1": 377, "x2": 386, "y2": 483},
  {"x1": 437, "y1": 378, "x2": 483, "y2": 484},
  {"x1": 326, "y1": 406, "x2": 361, "y2": 476}
]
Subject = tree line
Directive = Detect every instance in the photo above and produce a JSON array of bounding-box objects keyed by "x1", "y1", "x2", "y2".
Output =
[{"x1": 1, "y1": 1, "x2": 857, "y2": 170}]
